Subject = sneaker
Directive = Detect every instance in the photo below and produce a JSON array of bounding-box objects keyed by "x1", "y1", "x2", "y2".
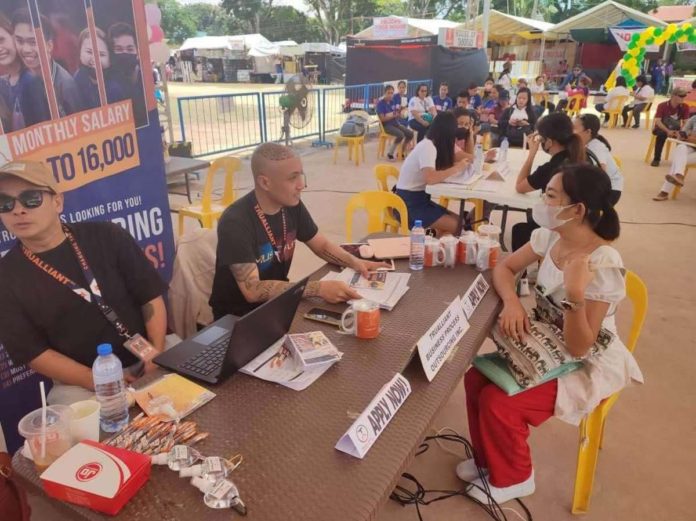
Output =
[
  {"x1": 387, "y1": 153, "x2": 395, "y2": 161},
  {"x1": 456, "y1": 459, "x2": 488, "y2": 482},
  {"x1": 665, "y1": 173, "x2": 685, "y2": 186},
  {"x1": 518, "y1": 277, "x2": 530, "y2": 297},
  {"x1": 653, "y1": 191, "x2": 669, "y2": 201},
  {"x1": 467, "y1": 471, "x2": 535, "y2": 505},
  {"x1": 631, "y1": 124, "x2": 640, "y2": 129},
  {"x1": 651, "y1": 159, "x2": 660, "y2": 167}
]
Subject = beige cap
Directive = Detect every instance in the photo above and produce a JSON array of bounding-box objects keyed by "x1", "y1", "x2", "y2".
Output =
[
  {"x1": 673, "y1": 86, "x2": 689, "y2": 97},
  {"x1": 0, "y1": 160, "x2": 59, "y2": 192}
]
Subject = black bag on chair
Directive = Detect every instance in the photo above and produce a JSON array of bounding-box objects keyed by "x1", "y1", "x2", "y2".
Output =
[{"x1": 506, "y1": 125, "x2": 532, "y2": 147}]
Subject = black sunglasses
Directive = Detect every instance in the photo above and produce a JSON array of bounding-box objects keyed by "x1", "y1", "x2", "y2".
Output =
[{"x1": 0, "y1": 190, "x2": 53, "y2": 213}]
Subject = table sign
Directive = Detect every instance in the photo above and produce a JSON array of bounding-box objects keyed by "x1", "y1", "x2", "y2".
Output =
[
  {"x1": 461, "y1": 274, "x2": 490, "y2": 319},
  {"x1": 416, "y1": 297, "x2": 469, "y2": 381},
  {"x1": 335, "y1": 373, "x2": 411, "y2": 459}
]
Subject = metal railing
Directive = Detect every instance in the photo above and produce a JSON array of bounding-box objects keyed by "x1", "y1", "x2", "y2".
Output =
[{"x1": 176, "y1": 79, "x2": 432, "y2": 156}]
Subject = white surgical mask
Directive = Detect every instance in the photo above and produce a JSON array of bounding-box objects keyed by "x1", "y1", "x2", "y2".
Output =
[{"x1": 532, "y1": 201, "x2": 576, "y2": 230}]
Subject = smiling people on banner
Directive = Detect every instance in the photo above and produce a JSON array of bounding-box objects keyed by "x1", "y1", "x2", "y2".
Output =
[
  {"x1": 394, "y1": 112, "x2": 470, "y2": 236},
  {"x1": 74, "y1": 28, "x2": 126, "y2": 110},
  {"x1": 209, "y1": 143, "x2": 388, "y2": 319},
  {"x1": 0, "y1": 161, "x2": 168, "y2": 405},
  {"x1": 107, "y1": 22, "x2": 147, "y2": 128},
  {"x1": 12, "y1": 8, "x2": 82, "y2": 126},
  {"x1": 459, "y1": 164, "x2": 642, "y2": 504}
]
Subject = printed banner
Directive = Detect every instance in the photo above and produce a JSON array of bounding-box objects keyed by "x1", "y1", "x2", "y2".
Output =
[
  {"x1": 438, "y1": 28, "x2": 482, "y2": 49},
  {"x1": 0, "y1": 0, "x2": 174, "y2": 453},
  {"x1": 610, "y1": 27, "x2": 660, "y2": 53},
  {"x1": 373, "y1": 16, "x2": 409, "y2": 39}
]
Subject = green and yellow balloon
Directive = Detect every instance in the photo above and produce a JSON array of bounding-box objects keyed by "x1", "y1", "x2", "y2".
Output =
[{"x1": 620, "y1": 23, "x2": 696, "y2": 88}]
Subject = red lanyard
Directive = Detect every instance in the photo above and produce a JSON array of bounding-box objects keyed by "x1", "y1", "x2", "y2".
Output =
[
  {"x1": 21, "y1": 225, "x2": 131, "y2": 338},
  {"x1": 254, "y1": 203, "x2": 287, "y2": 263}
]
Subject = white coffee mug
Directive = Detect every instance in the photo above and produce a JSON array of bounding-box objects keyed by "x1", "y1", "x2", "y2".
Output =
[
  {"x1": 424, "y1": 236, "x2": 445, "y2": 267},
  {"x1": 440, "y1": 235, "x2": 458, "y2": 268}
]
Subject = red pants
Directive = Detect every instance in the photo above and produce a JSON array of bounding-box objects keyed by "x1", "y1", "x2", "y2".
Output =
[{"x1": 464, "y1": 367, "x2": 558, "y2": 487}]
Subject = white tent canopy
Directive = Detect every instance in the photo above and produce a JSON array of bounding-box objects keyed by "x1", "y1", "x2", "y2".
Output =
[
  {"x1": 352, "y1": 16, "x2": 461, "y2": 39},
  {"x1": 547, "y1": 0, "x2": 666, "y2": 35},
  {"x1": 179, "y1": 33, "x2": 272, "y2": 53},
  {"x1": 472, "y1": 10, "x2": 554, "y2": 37},
  {"x1": 301, "y1": 42, "x2": 344, "y2": 54},
  {"x1": 248, "y1": 40, "x2": 304, "y2": 57}
]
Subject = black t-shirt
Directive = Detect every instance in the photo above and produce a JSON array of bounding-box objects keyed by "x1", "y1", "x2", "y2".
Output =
[
  {"x1": 0, "y1": 222, "x2": 167, "y2": 368},
  {"x1": 209, "y1": 191, "x2": 318, "y2": 318},
  {"x1": 527, "y1": 150, "x2": 571, "y2": 191}
]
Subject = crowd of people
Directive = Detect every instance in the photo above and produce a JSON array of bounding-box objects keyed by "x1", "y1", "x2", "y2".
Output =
[{"x1": 0, "y1": 8, "x2": 147, "y2": 133}]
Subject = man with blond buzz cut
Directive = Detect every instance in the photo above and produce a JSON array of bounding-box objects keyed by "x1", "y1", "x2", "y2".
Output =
[{"x1": 210, "y1": 143, "x2": 388, "y2": 318}]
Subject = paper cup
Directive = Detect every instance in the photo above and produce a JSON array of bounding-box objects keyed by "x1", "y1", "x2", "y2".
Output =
[{"x1": 69, "y1": 400, "x2": 101, "y2": 442}]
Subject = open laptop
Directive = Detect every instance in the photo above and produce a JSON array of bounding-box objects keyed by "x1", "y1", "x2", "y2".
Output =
[{"x1": 154, "y1": 277, "x2": 308, "y2": 384}]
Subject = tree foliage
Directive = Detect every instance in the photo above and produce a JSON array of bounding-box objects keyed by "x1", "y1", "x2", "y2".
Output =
[{"x1": 159, "y1": 0, "x2": 197, "y2": 44}]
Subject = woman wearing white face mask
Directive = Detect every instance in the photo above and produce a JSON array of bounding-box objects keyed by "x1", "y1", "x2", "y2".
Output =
[{"x1": 459, "y1": 164, "x2": 642, "y2": 505}]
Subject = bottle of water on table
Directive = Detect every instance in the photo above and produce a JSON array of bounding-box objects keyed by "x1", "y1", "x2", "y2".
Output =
[
  {"x1": 409, "y1": 220, "x2": 425, "y2": 271},
  {"x1": 92, "y1": 343, "x2": 129, "y2": 433},
  {"x1": 473, "y1": 141, "x2": 484, "y2": 174},
  {"x1": 499, "y1": 137, "x2": 509, "y2": 163}
]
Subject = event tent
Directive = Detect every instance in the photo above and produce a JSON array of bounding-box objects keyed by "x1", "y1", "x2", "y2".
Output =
[
  {"x1": 547, "y1": 0, "x2": 666, "y2": 36},
  {"x1": 352, "y1": 16, "x2": 461, "y2": 39},
  {"x1": 471, "y1": 10, "x2": 555, "y2": 41}
]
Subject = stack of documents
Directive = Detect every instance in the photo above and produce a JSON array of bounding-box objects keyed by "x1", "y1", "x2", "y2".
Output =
[{"x1": 322, "y1": 268, "x2": 410, "y2": 311}]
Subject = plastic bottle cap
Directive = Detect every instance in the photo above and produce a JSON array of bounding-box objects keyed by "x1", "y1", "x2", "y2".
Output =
[
  {"x1": 190, "y1": 476, "x2": 212, "y2": 493},
  {"x1": 414, "y1": 220, "x2": 423, "y2": 227},
  {"x1": 151, "y1": 453, "x2": 168, "y2": 465},
  {"x1": 97, "y1": 343, "x2": 113, "y2": 356}
]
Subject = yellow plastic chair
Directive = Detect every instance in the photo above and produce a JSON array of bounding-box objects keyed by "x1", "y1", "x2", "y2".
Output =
[
  {"x1": 345, "y1": 191, "x2": 409, "y2": 242},
  {"x1": 624, "y1": 102, "x2": 653, "y2": 129},
  {"x1": 334, "y1": 135, "x2": 365, "y2": 166},
  {"x1": 612, "y1": 155, "x2": 622, "y2": 168},
  {"x1": 178, "y1": 156, "x2": 240, "y2": 237},
  {"x1": 572, "y1": 270, "x2": 648, "y2": 514},
  {"x1": 601, "y1": 95, "x2": 629, "y2": 129},
  {"x1": 643, "y1": 133, "x2": 673, "y2": 164},
  {"x1": 374, "y1": 164, "x2": 402, "y2": 232},
  {"x1": 532, "y1": 92, "x2": 549, "y2": 106},
  {"x1": 672, "y1": 164, "x2": 694, "y2": 199},
  {"x1": 377, "y1": 121, "x2": 404, "y2": 159},
  {"x1": 563, "y1": 94, "x2": 585, "y2": 117}
]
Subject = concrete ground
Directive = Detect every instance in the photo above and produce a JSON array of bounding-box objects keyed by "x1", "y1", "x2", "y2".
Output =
[
  {"x1": 170, "y1": 121, "x2": 696, "y2": 521},
  {"x1": 30, "y1": 116, "x2": 696, "y2": 519}
]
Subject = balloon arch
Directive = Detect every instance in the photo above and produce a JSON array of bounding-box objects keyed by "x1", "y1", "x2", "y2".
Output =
[{"x1": 620, "y1": 22, "x2": 696, "y2": 87}]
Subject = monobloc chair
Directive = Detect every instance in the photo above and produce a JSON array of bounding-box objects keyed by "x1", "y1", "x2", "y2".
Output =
[
  {"x1": 563, "y1": 94, "x2": 586, "y2": 117},
  {"x1": 572, "y1": 270, "x2": 648, "y2": 514},
  {"x1": 624, "y1": 102, "x2": 653, "y2": 129},
  {"x1": 377, "y1": 121, "x2": 405, "y2": 159},
  {"x1": 374, "y1": 164, "x2": 402, "y2": 232},
  {"x1": 178, "y1": 156, "x2": 240, "y2": 236},
  {"x1": 601, "y1": 95, "x2": 629, "y2": 129},
  {"x1": 643, "y1": 133, "x2": 673, "y2": 164},
  {"x1": 345, "y1": 191, "x2": 409, "y2": 242}
]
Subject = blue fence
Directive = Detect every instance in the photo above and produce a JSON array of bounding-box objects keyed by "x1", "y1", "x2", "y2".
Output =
[{"x1": 177, "y1": 79, "x2": 432, "y2": 157}]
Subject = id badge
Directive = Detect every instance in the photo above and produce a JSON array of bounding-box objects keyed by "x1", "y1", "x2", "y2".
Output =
[{"x1": 123, "y1": 334, "x2": 158, "y2": 362}]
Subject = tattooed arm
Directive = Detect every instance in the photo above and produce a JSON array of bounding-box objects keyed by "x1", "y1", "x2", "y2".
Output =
[
  {"x1": 142, "y1": 296, "x2": 167, "y2": 351},
  {"x1": 230, "y1": 263, "x2": 360, "y2": 305}
]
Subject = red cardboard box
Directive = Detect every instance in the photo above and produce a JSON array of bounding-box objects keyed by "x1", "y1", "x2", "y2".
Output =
[{"x1": 40, "y1": 440, "x2": 151, "y2": 515}]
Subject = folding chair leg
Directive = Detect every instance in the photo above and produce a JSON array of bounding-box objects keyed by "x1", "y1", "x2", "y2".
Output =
[
  {"x1": 572, "y1": 412, "x2": 604, "y2": 514},
  {"x1": 178, "y1": 213, "x2": 185, "y2": 237},
  {"x1": 644, "y1": 136, "x2": 655, "y2": 164}
]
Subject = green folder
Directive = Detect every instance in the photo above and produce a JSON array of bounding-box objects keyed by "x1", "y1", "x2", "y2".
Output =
[{"x1": 472, "y1": 353, "x2": 583, "y2": 396}]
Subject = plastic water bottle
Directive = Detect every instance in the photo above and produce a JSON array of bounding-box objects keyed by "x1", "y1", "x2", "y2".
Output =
[
  {"x1": 409, "y1": 220, "x2": 425, "y2": 271},
  {"x1": 92, "y1": 343, "x2": 129, "y2": 433},
  {"x1": 473, "y1": 142, "x2": 484, "y2": 174},
  {"x1": 499, "y1": 137, "x2": 509, "y2": 163}
]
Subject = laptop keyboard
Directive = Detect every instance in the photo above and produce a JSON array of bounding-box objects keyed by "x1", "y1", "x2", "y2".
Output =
[{"x1": 181, "y1": 331, "x2": 232, "y2": 376}]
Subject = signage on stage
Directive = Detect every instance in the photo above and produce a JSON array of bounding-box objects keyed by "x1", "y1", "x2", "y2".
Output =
[
  {"x1": 610, "y1": 27, "x2": 659, "y2": 53},
  {"x1": 373, "y1": 16, "x2": 409, "y2": 39},
  {"x1": 0, "y1": 0, "x2": 174, "y2": 453},
  {"x1": 336, "y1": 373, "x2": 411, "y2": 459},
  {"x1": 417, "y1": 297, "x2": 469, "y2": 382},
  {"x1": 438, "y1": 28, "x2": 482, "y2": 49}
]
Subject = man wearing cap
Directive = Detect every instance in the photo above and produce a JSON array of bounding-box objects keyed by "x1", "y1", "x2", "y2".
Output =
[
  {"x1": 0, "y1": 160, "x2": 168, "y2": 404},
  {"x1": 650, "y1": 87, "x2": 689, "y2": 167}
]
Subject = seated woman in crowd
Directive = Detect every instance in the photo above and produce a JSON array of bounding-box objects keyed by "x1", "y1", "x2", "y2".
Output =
[
  {"x1": 653, "y1": 114, "x2": 696, "y2": 201},
  {"x1": 74, "y1": 27, "x2": 126, "y2": 109},
  {"x1": 395, "y1": 112, "x2": 468, "y2": 235},
  {"x1": 594, "y1": 76, "x2": 630, "y2": 124},
  {"x1": 408, "y1": 83, "x2": 437, "y2": 143},
  {"x1": 513, "y1": 112, "x2": 586, "y2": 251},
  {"x1": 480, "y1": 85, "x2": 508, "y2": 146},
  {"x1": 468, "y1": 82, "x2": 483, "y2": 110},
  {"x1": 622, "y1": 75, "x2": 654, "y2": 128},
  {"x1": 459, "y1": 163, "x2": 643, "y2": 504},
  {"x1": 556, "y1": 76, "x2": 591, "y2": 113},
  {"x1": 573, "y1": 114, "x2": 624, "y2": 204},
  {"x1": 530, "y1": 75, "x2": 554, "y2": 117},
  {"x1": 392, "y1": 80, "x2": 409, "y2": 125},
  {"x1": 377, "y1": 84, "x2": 414, "y2": 160},
  {"x1": 499, "y1": 87, "x2": 537, "y2": 147}
]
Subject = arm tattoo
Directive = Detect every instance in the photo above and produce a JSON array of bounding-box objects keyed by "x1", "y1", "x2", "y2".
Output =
[
  {"x1": 229, "y1": 263, "x2": 289, "y2": 303},
  {"x1": 304, "y1": 281, "x2": 321, "y2": 298},
  {"x1": 318, "y1": 246, "x2": 351, "y2": 268},
  {"x1": 142, "y1": 302, "x2": 155, "y2": 322}
]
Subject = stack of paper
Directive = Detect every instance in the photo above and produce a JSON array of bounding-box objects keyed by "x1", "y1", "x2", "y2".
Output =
[{"x1": 322, "y1": 269, "x2": 410, "y2": 311}]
